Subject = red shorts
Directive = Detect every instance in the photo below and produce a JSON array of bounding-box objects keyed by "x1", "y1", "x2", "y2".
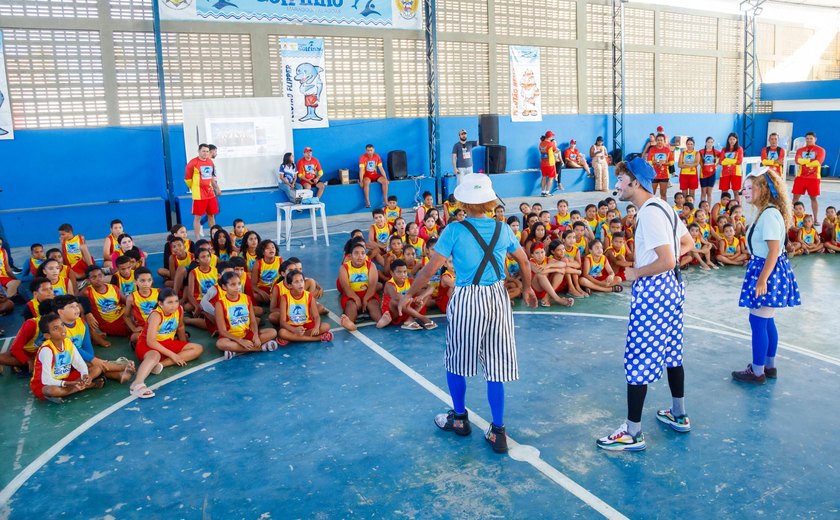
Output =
[
  {"x1": 31, "y1": 369, "x2": 81, "y2": 400},
  {"x1": 68, "y1": 260, "x2": 89, "y2": 276},
  {"x1": 787, "y1": 228, "x2": 800, "y2": 243},
  {"x1": 554, "y1": 277, "x2": 568, "y2": 293},
  {"x1": 719, "y1": 175, "x2": 742, "y2": 192},
  {"x1": 304, "y1": 95, "x2": 318, "y2": 108},
  {"x1": 593, "y1": 272, "x2": 609, "y2": 282},
  {"x1": 135, "y1": 338, "x2": 189, "y2": 361},
  {"x1": 534, "y1": 289, "x2": 547, "y2": 300},
  {"x1": 792, "y1": 176, "x2": 820, "y2": 197},
  {"x1": 0, "y1": 276, "x2": 12, "y2": 288},
  {"x1": 381, "y1": 295, "x2": 425, "y2": 325},
  {"x1": 10, "y1": 341, "x2": 36, "y2": 365},
  {"x1": 363, "y1": 172, "x2": 382, "y2": 182},
  {"x1": 341, "y1": 290, "x2": 379, "y2": 311},
  {"x1": 192, "y1": 197, "x2": 220, "y2": 216},
  {"x1": 679, "y1": 174, "x2": 698, "y2": 190},
  {"x1": 98, "y1": 317, "x2": 130, "y2": 337},
  {"x1": 613, "y1": 268, "x2": 626, "y2": 281},
  {"x1": 541, "y1": 165, "x2": 556, "y2": 178},
  {"x1": 436, "y1": 291, "x2": 451, "y2": 314}
]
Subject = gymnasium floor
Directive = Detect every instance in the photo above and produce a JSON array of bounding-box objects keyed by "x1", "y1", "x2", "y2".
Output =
[{"x1": 0, "y1": 182, "x2": 839, "y2": 519}]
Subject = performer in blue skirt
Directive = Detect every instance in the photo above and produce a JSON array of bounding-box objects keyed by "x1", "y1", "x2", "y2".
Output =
[{"x1": 732, "y1": 167, "x2": 801, "y2": 384}]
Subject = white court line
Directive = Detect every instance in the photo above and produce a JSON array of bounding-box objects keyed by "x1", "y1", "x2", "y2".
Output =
[
  {"x1": 0, "y1": 357, "x2": 224, "y2": 506},
  {"x1": 1, "y1": 338, "x2": 11, "y2": 353},
  {"x1": 326, "y1": 309, "x2": 628, "y2": 520}
]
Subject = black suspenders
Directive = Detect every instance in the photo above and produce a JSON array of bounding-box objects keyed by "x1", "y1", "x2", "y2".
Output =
[{"x1": 459, "y1": 220, "x2": 503, "y2": 285}]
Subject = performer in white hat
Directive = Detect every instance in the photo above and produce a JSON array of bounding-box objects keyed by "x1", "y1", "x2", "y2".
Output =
[{"x1": 401, "y1": 174, "x2": 537, "y2": 453}]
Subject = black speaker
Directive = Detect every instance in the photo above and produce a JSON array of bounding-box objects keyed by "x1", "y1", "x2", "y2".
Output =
[
  {"x1": 479, "y1": 114, "x2": 499, "y2": 145},
  {"x1": 485, "y1": 145, "x2": 506, "y2": 174},
  {"x1": 387, "y1": 150, "x2": 408, "y2": 180}
]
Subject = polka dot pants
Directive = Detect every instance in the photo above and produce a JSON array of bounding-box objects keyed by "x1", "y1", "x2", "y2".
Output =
[{"x1": 625, "y1": 271, "x2": 686, "y2": 385}]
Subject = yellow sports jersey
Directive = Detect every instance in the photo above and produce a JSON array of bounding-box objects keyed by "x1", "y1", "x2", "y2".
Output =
[
  {"x1": 64, "y1": 318, "x2": 87, "y2": 352},
  {"x1": 256, "y1": 258, "x2": 280, "y2": 290},
  {"x1": 586, "y1": 254, "x2": 606, "y2": 277},
  {"x1": 115, "y1": 271, "x2": 136, "y2": 295},
  {"x1": 131, "y1": 288, "x2": 159, "y2": 324},
  {"x1": 219, "y1": 293, "x2": 251, "y2": 338},
  {"x1": 344, "y1": 260, "x2": 371, "y2": 292},
  {"x1": 192, "y1": 266, "x2": 219, "y2": 299},
  {"x1": 406, "y1": 237, "x2": 425, "y2": 258},
  {"x1": 87, "y1": 284, "x2": 124, "y2": 323},
  {"x1": 372, "y1": 223, "x2": 391, "y2": 245},
  {"x1": 149, "y1": 307, "x2": 181, "y2": 341},
  {"x1": 62, "y1": 235, "x2": 85, "y2": 266},
  {"x1": 384, "y1": 206, "x2": 402, "y2": 225},
  {"x1": 680, "y1": 151, "x2": 699, "y2": 175},
  {"x1": 285, "y1": 290, "x2": 313, "y2": 326}
]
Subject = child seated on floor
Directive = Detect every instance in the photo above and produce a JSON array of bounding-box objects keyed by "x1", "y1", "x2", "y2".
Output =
[
  {"x1": 443, "y1": 195, "x2": 460, "y2": 225},
  {"x1": 212, "y1": 226, "x2": 234, "y2": 261},
  {"x1": 571, "y1": 221, "x2": 589, "y2": 258},
  {"x1": 554, "y1": 199, "x2": 572, "y2": 229},
  {"x1": 415, "y1": 191, "x2": 435, "y2": 226},
  {"x1": 376, "y1": 259, "x2": 435, "y2": 330},
  {"x1": 231, "y1": 218, "x2": 249, "y2": 253},
  {"x1": 405, "y1": 222, "x2": 425, "y2": 259},
  {"x1": 58, "y1": 223, "x2": 94, "y2": 278},
  {"x1": 382, "y1": 235, "x2": 405, "y2": 280},
  {"x1": 185, "y1": 248, "x2": 218, "y2": 326},
  {"x1": 603, "y1": 217, "x2": 622, "y2": 250},
  {"x1": 124, "y1": 267, "x2": 158, "y2": 345},
  {"x1": 548, "y1": 238, "x2": 584, "y2": 298},
  {"x1": 681, "y1": 223, "x2": 714, "y2": 271},
  {"x1": 0, "y1": 278, "x2": 53, "y2": 372},
  {"x1": 799, "y1": 214, "x2": 824, "y2": 255},
  {"x1": 238, "y1": 230, "x2": 261, "y2": 271},
  {"x1": 129, "y1": 289, "x2": 204, "y2": 398},
  {"x1": 277, "y1": 270, "x2": 333, "y2": 344},
  {"x1": 111, "y1": 234, "x2": 146, "y2": 269},
  {"x1": 161, "y1": 237, "x2": 193, "y2": 289},
  {"x1": 529, "y1": 243, "x2": 574, "y2": 307},
  {"x1": 110, "y1": 255, "x2": 135, "y2": 296},
  {"x1": 711, "y1": 191, "x2": 732, "y2": 225},
  {"x1": 392, "y1": 216, "x2": 408, "y2": 242},
  {"x1": 560, "y1": 230, "x2": 587, "y2": 297},
  {"x1": 38, "y1": 258, "x2": 73, "y2": 296},
  {"x1": 716, "y1": 223, "x2": 749, "y2": 265},
  {"x1": 102, "y1": 219, "x2": 124, "y2": 272},
  {"x1": 31, "y1": 313, "x2": 104, "y2": 403},
  {"x1": 214, "y1": 271, "x2": 278, "y2": 359},
  {"x1": 419, "y1": 213, "x2": 441, "y2": 242},
  {"x1": 368, "y1": 208, "x2": 392, "y2": 266},
  {"x1": 622, "y1": 204, "x2": 636, "y2": 231},
  {"x1": 605, "y1": 231, "x2": 633, "y2": 281},
  {"x1": 580, "y1": 239, "x2": 622, "y2": 293},
  {"x1": 337, "y1": 239, "x2": 382, "y2": 331},
  {"x1": 82, "y1": 265, "x2": 132, "y2": 346},
  {"x1": 251, "y1": 239, "x2": 282, "y2": 304}
]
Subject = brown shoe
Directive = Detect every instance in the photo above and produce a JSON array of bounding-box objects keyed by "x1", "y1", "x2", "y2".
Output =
[
  {"x1": 732, "y1": 365, "x2": 767, "y2": 385},
  {"x1": 764, "y1": 367, "x2": 777, "y2": 379}
]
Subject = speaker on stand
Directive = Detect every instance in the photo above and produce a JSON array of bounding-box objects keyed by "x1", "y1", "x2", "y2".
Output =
[{"x1": 479, "y1": 114, "x2": 499, "y2": 145}]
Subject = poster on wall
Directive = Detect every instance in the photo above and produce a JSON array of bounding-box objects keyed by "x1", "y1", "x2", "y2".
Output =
[
  {"x1": 159, "y1": 0, "x2": 421, "y2": 29},
  {"x1": 509, "y1": 46, "x2": 542, "y2": 123},
  {"x1": 280, "y1": 38, "x2": 329, "y2": 129},
  {"x1": 0, "y1": 32, "x2": 14, "y2": 140}
]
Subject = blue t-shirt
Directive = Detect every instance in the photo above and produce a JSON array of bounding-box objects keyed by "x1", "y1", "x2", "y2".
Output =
[
  {"x1": 434, "y1": 218, "x2": 519, "y2": 287},
  {"x1": 747, "y1": 206, "x2": 785, "y2": 259}
]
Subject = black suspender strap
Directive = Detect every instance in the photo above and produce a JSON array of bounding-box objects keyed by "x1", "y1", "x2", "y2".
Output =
[
  {"x1": 645, "y1": 201, "x2": 684, "y2": 284},
  {"x1": 460, "y1": 220, "x2": 503, "y2": 285},
  {"x1": 746, "y1": 205, "x2": 784, "y2": 255}
]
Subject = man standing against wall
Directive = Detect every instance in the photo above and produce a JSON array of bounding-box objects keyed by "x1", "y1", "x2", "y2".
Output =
[
  {"x1": 451, "y1": 129, "x2": 477, "y2": 185},
  {"x1": 185, "y1": 143, "x2": 221, "y2": 240},
  {"x1": 760, "y1": 133, "x2": 785, "y2": 176},
  {"x1": 793, "y1": 131, "x2": 825, "y2": 222},
  {"x1": 359, "y1": 144, "x2": 389, "y2": 209}
]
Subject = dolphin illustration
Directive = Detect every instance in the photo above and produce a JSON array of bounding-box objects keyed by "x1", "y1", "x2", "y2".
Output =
[
  {"x1": 360, "y1": 0, "x2": 380, "y2": 16},
  {"x1": 294, "y1": 63, "x2": 324, "y2": 122},
  {"x1": 212, "y1": 0, "x2": 238, "y2": 9}
]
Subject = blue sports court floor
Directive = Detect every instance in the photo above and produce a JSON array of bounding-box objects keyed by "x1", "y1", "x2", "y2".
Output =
[{"x1": 1, "y1": 185, "x2": 839, "y2": 518}]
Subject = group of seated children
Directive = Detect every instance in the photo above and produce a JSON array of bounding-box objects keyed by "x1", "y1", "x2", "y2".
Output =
[
  {"x1": 0, "y1": 217, "x2": 333, "y2": 402},
  {"x1": 786, "y1": 203, "x2": 840, "y2": 255}
]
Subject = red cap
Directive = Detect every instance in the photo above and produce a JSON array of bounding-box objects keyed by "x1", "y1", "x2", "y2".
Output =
[
  {"x1": 656, "y1": 126, "x2": 664, "y2": 132},
  {"x1": 533, "y1": 242, "x2": 545, "y2": 251},
  {"x1": 545, "y1": 130, "x2": 555, "y2": 138},
  {"x1": 570, "y1": 139, "x2": 576, "y2": 145},
  {"x1": 303, "y1": 146, "x2": 312, "y2": 152}
]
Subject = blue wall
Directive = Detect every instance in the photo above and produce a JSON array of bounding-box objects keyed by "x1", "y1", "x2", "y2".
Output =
[
  {"x1": 1, "y1": 113, "x2": 742, "y2": 246},
  {"x1": 768, "y1": 111, "x2": 840, "y2": 175}
]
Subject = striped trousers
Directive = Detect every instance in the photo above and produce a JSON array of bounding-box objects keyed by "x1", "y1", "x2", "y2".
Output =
[{"x1": 445, "y1": 281, "x2": 519, "y2": 382}]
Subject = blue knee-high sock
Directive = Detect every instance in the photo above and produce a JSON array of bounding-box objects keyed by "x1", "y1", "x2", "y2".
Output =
[
  {"x1": 446, "y1": 371, "x2": 467, "y2": 415},
  {"x1": 749, "y1": 314, "x2": 770, "y2": 371},
  {"x1": 487, "y1": 381, "x2": 505, "y2": 426},
  {"x1": 766, "y1": 318, "x2": 779, "y2": 367}
]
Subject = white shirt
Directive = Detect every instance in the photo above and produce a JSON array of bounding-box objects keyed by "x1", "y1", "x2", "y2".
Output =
[{"x1": 634, "y1": 197, "x2": 689, "y2": 269}]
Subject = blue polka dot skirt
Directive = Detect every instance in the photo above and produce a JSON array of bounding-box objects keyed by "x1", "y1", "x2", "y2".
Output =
[
  {"x1": 624, "y1": 271, "x2": 685, "y2": 385},
  {"x1": 739, "y1": 254, "x2": 801, "y2": 310}
]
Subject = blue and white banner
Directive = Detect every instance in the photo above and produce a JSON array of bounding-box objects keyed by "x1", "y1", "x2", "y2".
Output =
[
  {"x1": 159, "y1": 0, "x2": 422, "y2": 29},
  {"x1": 509, "y1": 46, "x2": 542, "y2": 123},
  {"x1": 0, "y1": 33, "x2": 13, "y2": 140},
  {"x1": 280, "y1": 38, "x2": 329, "y2": 129}
]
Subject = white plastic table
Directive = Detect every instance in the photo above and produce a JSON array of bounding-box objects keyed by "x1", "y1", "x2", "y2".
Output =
[
  {"x1": 275, "y1": 202, "x2": 329, "y2": 251},
  {"x1": 742, "y1": 156, "x2": 762, "y2": 176}
]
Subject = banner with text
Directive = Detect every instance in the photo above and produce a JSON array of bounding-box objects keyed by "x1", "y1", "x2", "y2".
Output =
[
  {"x1": 159, "y1": 0, "x2": 422, "y2": 29},
  {"x1": 280, "y1": 38, "x2": 329, "y2": 129},
  {"x1": 509, "y1": 46, "x2": 542, "y2": 123},
  {"x1": 0, "y1": 33, "x2": 14, "y2": 140}
]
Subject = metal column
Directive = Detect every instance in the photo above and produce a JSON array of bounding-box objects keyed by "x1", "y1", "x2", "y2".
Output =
[
  {"x1": 424, "y1": 0, "x2": 442, "y2": 203},
  {"x1": 152, "y1": 0, "x2": 180, "y2": 228},
  {"x1": 741, "y1": 0, "x2": 765, "y2": 156},
  {"x1": 612, "y1": 0, "x2": 626, "y2": 160}
]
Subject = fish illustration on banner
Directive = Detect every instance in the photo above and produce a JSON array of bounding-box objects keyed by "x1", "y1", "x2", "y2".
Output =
[{"x1": 280, "y1": 39, "x2": 329, "y2": 129}]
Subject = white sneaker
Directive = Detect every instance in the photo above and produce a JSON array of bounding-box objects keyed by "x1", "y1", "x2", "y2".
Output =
[{"x1": 262, "y1": 340, "x2": 279, "y2": 352}]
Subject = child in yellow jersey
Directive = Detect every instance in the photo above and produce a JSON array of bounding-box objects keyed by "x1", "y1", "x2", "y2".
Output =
[
  {"x1": 554, "y1": 199, "x2": 572, "y2": 229},
  {"x1": 83, "y1": 266, "x2": 131, "y2": 346},
  {"x1": 185, "y1": 249, "x2": 218, "y2": 326},
  {"x1": 443, "y1": 195, "x2": 460, "y2": 225},
  {"x1": 419, "y1": 213, "x2": 441, "y2": 242},
  {"x1": 368, "y1": 208, "x2": 392, "y2": 266},
  {"x1": 250, "y1": 239, "x2": 282, "y2": 304},
  {"x1": 605, "y1": 231, "x2": 634, "y2": 281},
  {"x1": 494, "y1": 205, "x2": 506, "y2": 223},
  {"x1": 278, "y1": 270, "x2": 333, "y2": 344},
  {"x1": 559, "y1": 230, "x2": 588, "y2": 297},
  {"x1": 547, "y1": 239, "x2": 583, "y2": 299},
  {"x1": 38, "y1": 258, "x2": 73, "y2": 296},
  {"x1": 580, "y1": 239, "x2": 621, "y2": 293},
  {"x1": 605, "y1": 197, "x2": 622, "y2": 219},
  {"x1": 376, "y1": 260, "x2": 435, "y2": 330},
  {"x1": 405, "y1": 222, "x2": 425, "y2": 259},
  {"x1": 404, "y1": 242, "x2": 424, "y2": 279},
  {"x1": 31, "y1": 313, "x2": 103, "y2": 402},
  {"x1": 382, "y1": 235, "x2": 405, "y2": 279},
  {"x1": 680, "y1": 224, "x2": 714, "y2": 271},
  {"x1": 529, "y1": 243, "x2": 574, "y2": 307},
  {"x1": 392, "y1": 216, "x2": 408, "y2": 243},
  {"x1": 231, "y1": 218, "x2": 249, "y2": 253},
  {"x1": 799, "y1": 214, "x2": 824, "y2": 254},
  {"x1": 161, "y1": 237, "x2": 192, "y2": 289},
  {"x1": 110, "y1": 256, "x2": 135, "y2": 296},
  {"x1": 239, "y1": 230, "x2": 261, "y2": 272},
  {"x1": 571, "y1": 221, "x2": 589, "y2": 258},
  {"x1": 130, "y1": 289, "x2": 203, "y2": 398},
  {"x1": 415, "y1": 191, "x2": 435, "y2": 226},
  {"x1": 506, "y1": 216, "x2": 522, "y2": 244},
  {"x1": 538, "y1": 211, "x2": 555, "y2": 238},
  {"x1": 384, "y1": 195, "x2": 402, "y2": 226},
  {"x1": 102, "y1": 219, "x2": 123, "y2": 272},
  {"x1": 716, "y1": 223, "x2": 750, "y2": 265},
  {"x1": 124, "y1": 267, "x2": 158, "y2": 345},
  {"x1": 337, "y1": 240, "x2": 383, "y2": 331},
  {"x1": 214, "y1": 272, "x2": 279, "y2": 359},
  {"x1": 57, "y1": 223, "x2": 94, "y2": 277}
]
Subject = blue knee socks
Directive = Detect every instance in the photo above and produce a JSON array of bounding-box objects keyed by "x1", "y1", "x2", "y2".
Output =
[
  {"x1": 766, "y1": 318, "x2": 778, "y2": 368},
  {"x1": 446, "y1": 371, "x2": 467, "y2": 415},
  {"x1": 749, "y1": 314, "x2": 770, "y2": 375},
  {"x1": 487, "y1": 381, "x2": 505, "y2": 427}
]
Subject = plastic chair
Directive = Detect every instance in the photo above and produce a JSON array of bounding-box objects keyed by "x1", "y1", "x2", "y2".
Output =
[{"x1": 791, "y1": 136, "x2": 806, "y2": 152}]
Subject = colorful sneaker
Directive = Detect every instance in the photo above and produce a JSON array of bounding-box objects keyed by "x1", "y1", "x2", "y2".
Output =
[
  {"x1": 596, "y1": 424, "x2": 646, "y2": 451},
  {"x1": 434, "y1": 410, "x2": 471, "y2": 436},
  {"x1": 732, "y1": 364, "x2": 766, "y2": 385},
  {"x1": 764, "y1": 367, "x2": 778, "y2": 379},
  {"x1": 655, "y1": 409, "x2": 691, "y2": 432},
  {"x1": 485, "y1": 423, "x2": 508, "y2": 453}
]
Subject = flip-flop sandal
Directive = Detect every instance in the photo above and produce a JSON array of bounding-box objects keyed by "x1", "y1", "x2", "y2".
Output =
[
  {"x1": 151, "y1": 363, "x2": 164, "y2": 375},
  {"x1": 612, "y1": 285, "x2": 624, "y2": 293},
  {"x1": 91, "y1": 376, "x2": 106, "y2": 389},
  {"x1": 423, "y1": 321, "x2": 438, "y2": 330},
  {"x1": 278, "y1": 339, "x2": 290, "y2": 346},
  {"x1": 564, "y1": 298, "x2": 575, "y2": 307},
  {"x1": 540, "y1": 301, "x2": 550, "y2": 308},
  {"x1": 130, "y1": 384, "x2": 155, "y2": 398},
  {"x1": 320, "y1": 332, "x2": 334, "y2": 342},
  {"x1": 400, "y1": 321, "x2": 422, "y2": 330}
]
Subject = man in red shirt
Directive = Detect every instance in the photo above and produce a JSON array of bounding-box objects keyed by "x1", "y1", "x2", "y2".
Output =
[
  {"x1": 760, "y1": 132, "x2": 785, "y2": 176},
  {"x1": 358, "y1": 144, "x2": 389, "y2": 208},
  {"x1": 563, "y1": 139, "x2": 591, "y2": 175},
  {"x1": 646, "y1": 133, "x2": 674, "y2": 201},
  {"x1": 184, "y1": 143, "x2": 221, "y2": 240},
  {"x1": 296, "y1": 146, "x2": 325, "y2": 198},
  {"x1": 793, "y1": 131, "x2": 826, "y2": 221}
]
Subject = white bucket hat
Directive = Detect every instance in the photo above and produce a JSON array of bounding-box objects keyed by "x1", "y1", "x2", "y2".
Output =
[{"x1": 454, "y1": 173, "x2": 498, "y2": 204}]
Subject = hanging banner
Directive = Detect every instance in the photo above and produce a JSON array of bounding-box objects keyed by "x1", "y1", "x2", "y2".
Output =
[
  {"x1": 280, "y1": 38, "x2": 329, "y2": 129},
  {"x1": 0, "y1": 32, "x2": 13, "y2": 140},
  {"x1": 509, "y1": 46, "x2": 542, "y2": 123},
  {"x1": 159, "y1": 0, "x2": 422, "y2": 29}
]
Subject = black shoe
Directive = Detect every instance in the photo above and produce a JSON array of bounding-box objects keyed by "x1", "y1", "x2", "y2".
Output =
[
  {"x1": 10, "y1": 266, "x2": 22, "y2": 274},
  {"x1": 485, "y1": 423, "x2": 508, "y2": 453},
  {"x1": 764, "y1": 367, "x2": 777, "y2": 379},
  {"x1": 434, "y1": 410, "x2": 471, "y2": 436}
]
